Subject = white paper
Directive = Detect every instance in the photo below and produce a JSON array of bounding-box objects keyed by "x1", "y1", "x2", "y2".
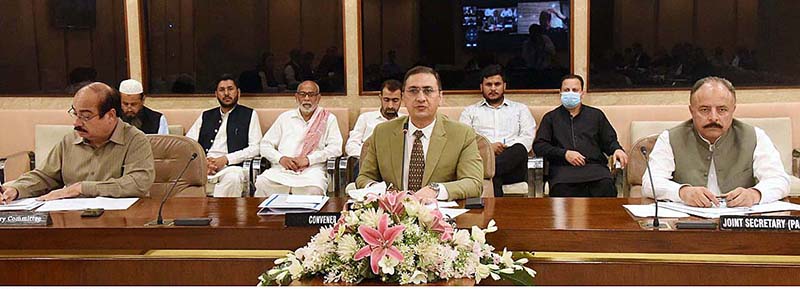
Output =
[
  {"x1": 0, "y1": 198, "x2": 44, "y2": 211},
  {"x1": 426, "y1": 201, "x2": 459, "y2": 209},
  {"x1": 258, "y1": 194, "x2": 330, "y2": 214},
  {"x1": 347, "y1": 182, "x2": 387, "y2": 202},
  {"x1": 437, "y1": 208, "x2": 469, "y2": 219},
  {"x1": 659, "y1": 202, "x2": 750, "y2": 219},
  {"x1": 285, "y1": 195, "x2": 326, "y2": 204},
  {"x1": 623, "y1": 204, "x2": 691, "y2": 218},
  {"x1": 35, "y1": 197, "x2": 139, "y2": 212},
  {"x1": 749, "y1": 201, "x2": 800, "y2": 214}
]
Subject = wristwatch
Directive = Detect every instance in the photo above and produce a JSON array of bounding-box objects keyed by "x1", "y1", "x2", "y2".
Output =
[{"x1": 429, "y1": 183, "x2": 441, "y2": 194}]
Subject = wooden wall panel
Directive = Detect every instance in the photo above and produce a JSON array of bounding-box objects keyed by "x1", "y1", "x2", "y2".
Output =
[
  {"x1": 613, "y1": 0, "x2": 656, "y2": 52},
  {"x1": 0, "y1": 0, "x2": 126, "y2": 94},
  {"x1": 656, "y1": 0, "x2": 693, "y2": 52},
  {"x1": 694, "y1": 0, "x2": 736, "y2": 53}
]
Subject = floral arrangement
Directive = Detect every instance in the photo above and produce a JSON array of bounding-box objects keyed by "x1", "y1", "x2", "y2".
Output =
[{"x1": 258, "y1": 191, "x2": 536, "y2": 285}]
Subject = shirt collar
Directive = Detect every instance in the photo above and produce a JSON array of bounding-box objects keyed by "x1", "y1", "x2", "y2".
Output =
[
  {"x1": 218, "y1": 105, "x2": 237, "y2": 117},
  {"x1": 409, "y1": 118, "x2": 436, "y2": 139},
  {"x1": 479, "y1": 98, "x2": 509, "y2": 108},
  {"x1": 73, "y1": 119, "x2": 126, "y2": 146}
]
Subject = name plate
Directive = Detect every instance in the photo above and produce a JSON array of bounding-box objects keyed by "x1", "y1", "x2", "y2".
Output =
[
  {"x1": 720, "y1": 215, "x2": 800, "y2": 231},
  {"x1": 0, "y1": 211, "x2": 51, "y2": 226},
  {"x1": 285, "y1": 212, "x2": 341, "y2": 227}
]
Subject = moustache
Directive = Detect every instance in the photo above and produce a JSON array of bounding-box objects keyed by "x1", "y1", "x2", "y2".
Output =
[
  {"x1": 74, "y1": 126, "x2": 87, "y2": 133},
  {"x1": 703, "y1": 123, "x2": 723, "y2": 129}
]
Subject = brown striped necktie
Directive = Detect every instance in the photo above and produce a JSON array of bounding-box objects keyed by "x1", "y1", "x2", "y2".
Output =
[{"x1": 407, "y1": 130, "x2": 425, "y2": 192}]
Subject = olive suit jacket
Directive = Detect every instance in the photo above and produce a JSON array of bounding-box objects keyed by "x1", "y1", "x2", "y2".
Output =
[{"x1": 356, "y1": 113, "x2": 483, "y2": 200}]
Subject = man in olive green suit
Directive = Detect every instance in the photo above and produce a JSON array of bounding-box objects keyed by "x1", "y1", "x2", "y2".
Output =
[{"x1": 356, "y1": 66, "x2": 483, "y2": 200}]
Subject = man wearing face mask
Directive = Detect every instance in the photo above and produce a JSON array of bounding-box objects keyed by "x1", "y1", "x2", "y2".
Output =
[
  {"x1": 345, "y1": 79, "x2": 404, "y2": 156},
  {"x1": 643, "y1": 77, "x2": 789, "y2": 207},
  {"x1": 254, "y1": 80, "x2": 343, "y2": 196},
  {"x1": 186, "y1": 74, "x2": 262, "y2": 197},
  {"x1": 460, "y1": 65, "x2": 536, "y2": 196},
  {"x1": 533, "y1": 74, "x2": 627, "y2": 197}
]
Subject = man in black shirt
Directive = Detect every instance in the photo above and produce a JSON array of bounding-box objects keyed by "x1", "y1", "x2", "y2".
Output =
[{"x1": 533, "y1": 74, "x2": 628, "y2": 197}]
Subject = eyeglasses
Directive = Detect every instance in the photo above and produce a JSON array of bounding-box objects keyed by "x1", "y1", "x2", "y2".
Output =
[
  {"x1": 68, "y1": 107, "x2": 100, "y2": 122},
  {"x1": 404, "y1": 87, "x2": 438, "y2": 97},
  {"x1": 296, "y1": 91, "x2": 320, "y2": 98}
]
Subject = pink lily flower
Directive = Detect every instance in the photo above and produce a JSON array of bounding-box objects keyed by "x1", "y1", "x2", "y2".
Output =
[
  {"x1": 354, "y1": 214, "x2": 405, "y2": 274},
  {"x1": 378, "y1": 191, "x2": 407, "y2": 216},
  {"x1": 429, "y1": 209, "x2": 454, "y2": 241}
]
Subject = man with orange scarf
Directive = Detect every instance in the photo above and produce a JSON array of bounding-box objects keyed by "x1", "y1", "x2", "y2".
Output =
[{"x1": 254, "y1": 81, "x2": 343, "y2": 196}]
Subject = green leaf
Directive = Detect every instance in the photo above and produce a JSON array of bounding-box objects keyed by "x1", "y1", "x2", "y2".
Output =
[{"x1": 498, "y1": 269, "x2": 535, "y2": 286}]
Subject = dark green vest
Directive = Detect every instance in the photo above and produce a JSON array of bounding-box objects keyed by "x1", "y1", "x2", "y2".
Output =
[{"x1": 668, "y1": 119, "x2": 757, "y2": 193}]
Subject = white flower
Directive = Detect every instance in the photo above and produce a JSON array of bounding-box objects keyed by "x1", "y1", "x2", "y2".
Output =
[
  {"x1": 378, "y1": 255, "x2": 400, "y2": 275},
  {"x1": 524, "y1": 267, "x2": 537, "y2": 278},
  {"x1": 404, "y1": 198, "x2": 423, "y2": 217},
  {"x1": 410, "y1": 270, "x2": 428, "y2": 284},
  {"x1": 452, "y1": 229, "x2": 471, "y2": 248},
  {"x1": 345, "y1": 210, "x2": 360, "y2": 226},
  {"x1": 288, "y1": 258, "x2": 304, "y2": 278},
  {"x1": 471, "y1": 226, "x2": 486, "y2": 245},
  {"x1": 500, "y1": 248, "x2": 515, "y2": 268},
  {"x1": 360, "y1": 207, "x2": 384, "y2": 228},
  {"x1": 336, "y1": 234, "x2": 360, "y2": 260},
  {"x1": 485, "y1": 219, "x2": 498, "y2": 233},
  {"x1": 475, "y1": 264, "x2": 492, "y2": 284},
  {"x1": 314, "y1": 227, "x2": 333, "y2": 245},
  {"x1": 499, "y1": 267, "x2": 514, "y2": 274}
]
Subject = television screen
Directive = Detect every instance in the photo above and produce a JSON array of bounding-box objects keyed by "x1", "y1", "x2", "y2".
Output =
[{"x1": 463, "y1": 1, "x2": 567, "y2": 48}]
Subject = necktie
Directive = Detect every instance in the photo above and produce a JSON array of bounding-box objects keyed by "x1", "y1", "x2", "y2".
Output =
[{"x1": 407, "y1": 130, "x2": 425, "y2": 192}]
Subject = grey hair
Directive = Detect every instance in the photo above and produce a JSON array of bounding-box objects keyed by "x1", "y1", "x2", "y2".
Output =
[
  {"x1": 690, "y1": 76, "x2": 736, "y2": 104},
  {"x1": 297, "y1": 80, "x2": 320, "y2": 93}
]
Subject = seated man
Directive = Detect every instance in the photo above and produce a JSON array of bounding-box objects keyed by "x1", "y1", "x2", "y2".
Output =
[
  {"x1": 533, "y1": 74, "x2": 628, "y2": 197},
  {"x1": 460, "y1": 65, "x2": 536, "y2": 196},
  {"x1": 186, "y1": 74, "x2": 261, "y2": 197},
  {"x1": 345, "y1": 79, "x2": 403, "y2": 156},
  {"x1": 643, "y1": 76, "x2": 789, "y2": 207},
  {"x1": 0, "y1": 82, "x2": 155, "y2": 202},
  {"x1": 255, "y1": 81, "x2": 342, "y2": 196},
  {"x1": 357, "y1": 66, "x2": 483, "y2": 201},
  {"x1": 118, "y1": 79, "x2": 169, "y2": 134}
]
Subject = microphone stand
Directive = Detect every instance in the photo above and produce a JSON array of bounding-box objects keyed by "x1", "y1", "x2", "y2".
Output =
[
  {"x1": 147, "y1": 153, "x2": 198, "y2": 226},
  {"x1": 640, "y1": 146, "x2": 666, "y2": 229}
]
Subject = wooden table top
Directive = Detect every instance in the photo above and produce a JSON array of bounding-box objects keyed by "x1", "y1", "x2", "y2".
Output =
[{"x1": 2, "y1": 197, "x2": 799, "y2": 255}]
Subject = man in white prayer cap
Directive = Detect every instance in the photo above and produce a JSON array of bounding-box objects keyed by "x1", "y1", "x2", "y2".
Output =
[{"x1": 118, "y1": 79, "x2": 169, "y2": 134}]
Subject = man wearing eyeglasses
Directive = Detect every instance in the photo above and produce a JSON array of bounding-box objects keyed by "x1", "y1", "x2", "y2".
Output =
[
  {"x1": 186, "y1": 74, "x2": 262, "y2": 197},
  {"x1": 0, "y1": 82, "x2": 155, "y2": 203},
  {"x1": 254, "y1": 80, "x2": 343, "y2": 196},
  {"x1": 356, "y1": 66, "x2": 483, "y2": 201}
]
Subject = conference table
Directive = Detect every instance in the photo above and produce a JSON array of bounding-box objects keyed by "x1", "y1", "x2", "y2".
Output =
[{"x1": 1, "y1": 197, "x2": 800, "y2": 285}]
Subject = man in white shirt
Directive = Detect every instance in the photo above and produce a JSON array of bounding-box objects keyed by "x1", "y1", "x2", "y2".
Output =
[
  {"x1": 118, "y1": 79, "x2": 169, "y2": 135},
  {"x1": 255, "y1": 81, "x2": 343, "y2": 196},
  {"x1": 186, "y1": 74, "x2": 262, "y2": 197},
  {"x1": 345, "y1": 79, "x2": 403, "y2": 156},
  {"x1": 460, "y1": 65, "x2": 536, "y2": 196},
  {"x1": 643, "y1": 76, "x2": 789, "y2": 207}
]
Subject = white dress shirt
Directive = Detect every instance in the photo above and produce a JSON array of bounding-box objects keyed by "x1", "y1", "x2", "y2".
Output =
[
  {"x1": 345, "y1": 110, "x2": 404, "y2": 156},
  {"x1": 259, "y1": 107, "x2": 343, "y2": 191},
  {"x1": 402, "y1": 119, "x2": 449, "y2": 200},
  {"x1": 157, "y1": 115, "x2": 169, "y2": 135},
  {"x1": 642, "y1": 127, "x2": 790, "y2": 204},
  {"x1": 459, "y1": 98, "x2": 536, "y2": 152},
  {"x1": 185, "y1": 106, "x2": 262, "y2": 165}
]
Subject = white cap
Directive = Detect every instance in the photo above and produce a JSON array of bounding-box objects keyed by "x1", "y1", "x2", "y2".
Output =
[{"x1": 119, "y1": 79, "x2": 143, "y2": 94}]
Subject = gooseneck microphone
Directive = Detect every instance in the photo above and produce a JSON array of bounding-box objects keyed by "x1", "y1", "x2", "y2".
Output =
[
  {"x1": 640, "y1": 146, "x2": 660, "y2": 228},
  {"x1": 400, "y1": 120, "x2": 409, "y2": 191},
  {"x1": 154, "y1": 152, "x2": 198, "y2": 225}
]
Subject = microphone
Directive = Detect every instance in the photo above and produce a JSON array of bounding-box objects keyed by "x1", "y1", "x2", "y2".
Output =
[
  {"x1": 640, "y1": 146, "x2": 661, "y2": 229},
  {"x1": 400, "y1": 120, "x2": 409, "y2": 191},
  {"x1": 149, "y1": 152, "x2": 198, "y2": 226}
]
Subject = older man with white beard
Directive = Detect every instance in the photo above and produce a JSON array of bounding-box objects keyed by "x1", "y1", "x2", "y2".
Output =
[{"x1": 254, "y1": 81, "x2": 343, "y2": 196}]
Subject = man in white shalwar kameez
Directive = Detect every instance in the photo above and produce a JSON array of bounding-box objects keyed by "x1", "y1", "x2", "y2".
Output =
[{"x1": 255, "y1": 81, "x2": 343, "y2": 196}]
